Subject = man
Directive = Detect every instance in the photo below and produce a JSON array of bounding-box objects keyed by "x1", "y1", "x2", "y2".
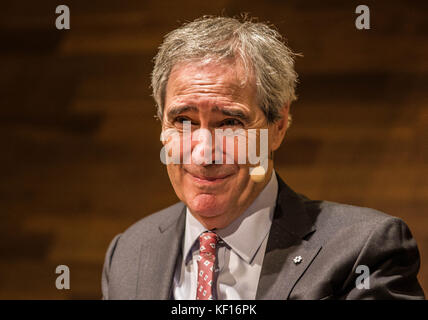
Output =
[{"x1": 101, "y1": 16, "x2": 425, "y2": 300}]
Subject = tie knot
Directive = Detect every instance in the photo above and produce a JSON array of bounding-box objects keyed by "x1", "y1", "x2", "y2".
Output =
[{"x1": 199, "y1": 231, "x2": 218, "y2": 255}]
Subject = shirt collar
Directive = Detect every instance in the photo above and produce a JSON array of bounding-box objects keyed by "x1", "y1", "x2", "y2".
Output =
[{"x1": 183, "y1": 171, "x2": 278, "y2": 265}]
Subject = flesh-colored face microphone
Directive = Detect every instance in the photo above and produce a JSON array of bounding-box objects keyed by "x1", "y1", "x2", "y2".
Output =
[{"x1": 250, "y1": 166, "x2": 266, "y2": 183}]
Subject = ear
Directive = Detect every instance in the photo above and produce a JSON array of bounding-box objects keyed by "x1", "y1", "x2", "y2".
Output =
[{"x1": 271, "y1": 104, "x2": 289, "y2": 151}]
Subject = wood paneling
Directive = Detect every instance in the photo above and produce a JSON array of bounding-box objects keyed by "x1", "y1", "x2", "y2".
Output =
[{"x1": 0, "y1": 0, "x2": 426, "y2": 299}]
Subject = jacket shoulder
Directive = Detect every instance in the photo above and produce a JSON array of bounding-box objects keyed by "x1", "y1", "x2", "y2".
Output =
[
  {"x1": 314, "y1": 200, "x2": 392, "y2": 222},
  {"x1": 109, "y1": 201, "x2": 184, "y2": 261},
  {"x1": 292, "y1": 198, "x2": 424, "y2": 299},
  {"x1": 302, "y1": 199, "x2": 407, "y2": 242},
  {"x1": 102, "y1": 202, "x2": 185, "y2": 299},
  {"x1": 120, "y1": 201, "x2": 185, "y2": 242}
]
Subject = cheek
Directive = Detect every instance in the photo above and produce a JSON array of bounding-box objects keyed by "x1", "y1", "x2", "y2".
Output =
[
  {"x1": 240, "y1": 129, "x2": 270, "y2": 170},
  {"x1": 214, "y1": 131, "x2": 250, "y2": 165},
  {"x1": 235, "y1": 133, "x2": 248, "y2": 165},
  {"x1": 269, "y1": 124, "x2": 283, "y2": 151},
  {"x1": 167, "y1": 165, "x2": 183, "y2": 191},
  {"x1": 225, "y1": 168, "x2": 252, "y2": 195}
]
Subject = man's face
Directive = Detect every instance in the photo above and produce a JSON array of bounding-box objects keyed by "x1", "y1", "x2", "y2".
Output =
[{"x1": 162, "y1": 59, "x2": 288, "y2": 229}]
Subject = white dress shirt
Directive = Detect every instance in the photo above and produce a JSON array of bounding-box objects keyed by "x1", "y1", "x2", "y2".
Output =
[{"x1": 173, "y1": 171, "x2": 278, "y2": 300}]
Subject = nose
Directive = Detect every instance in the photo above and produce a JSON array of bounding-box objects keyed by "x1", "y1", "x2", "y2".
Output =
[
  {"x1": 190, "y1": 127, "x2": 240, "y2": 166},
  {"x1": 191, "y1": 128, "x2": 216, "y2": 166}
]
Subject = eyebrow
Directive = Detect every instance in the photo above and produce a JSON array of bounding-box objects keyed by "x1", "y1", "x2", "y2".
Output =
[
  {"x1": 217, "y1": 107, "x2": 250, "y2": 122},
  {"x1": 167, "y1": 105, "x2": 250, "y2": 122},
  {"x1": 166, "y1": 105, "x2": 198, "y2": 118}
]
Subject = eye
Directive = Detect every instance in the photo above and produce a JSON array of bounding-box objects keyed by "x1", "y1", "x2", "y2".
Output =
[
  {"x1": 174, "y1": 116, "x2": 188, "y2": 123},
  {"x1": 174, "y1": 116, "x2": 196, "y2": 125},
  {"x1": 220, "y1": 118, "x2": 244, "y2": 127}
]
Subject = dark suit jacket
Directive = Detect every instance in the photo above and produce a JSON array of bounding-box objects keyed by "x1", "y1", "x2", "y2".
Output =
[{"x1": 101, "y1": 174, "x2": 425, "y2": 299}]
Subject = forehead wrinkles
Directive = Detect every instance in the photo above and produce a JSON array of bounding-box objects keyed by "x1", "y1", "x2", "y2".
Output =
[{"x1": 166, "y1": 59, "x2": 256, "y2": 105}]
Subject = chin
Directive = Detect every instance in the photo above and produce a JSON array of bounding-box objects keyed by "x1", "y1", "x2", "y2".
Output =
[{"x1": 188, "y1": 193, "x2": 227, "y2": 218}]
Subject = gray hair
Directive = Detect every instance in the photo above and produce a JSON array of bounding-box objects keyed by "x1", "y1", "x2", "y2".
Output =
[{"x1": 151, "y1": 15, "x2": 299, "y2": 124}]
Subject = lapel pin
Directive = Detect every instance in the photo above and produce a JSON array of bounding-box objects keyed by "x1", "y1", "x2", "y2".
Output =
[{"x1": 293, "y1": 256, "x2": 303, "y2": 264}]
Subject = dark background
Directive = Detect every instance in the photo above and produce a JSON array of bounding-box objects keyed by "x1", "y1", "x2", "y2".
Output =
[{"x1": 0, "y1": 0, "x2": 427, "y2": 299}]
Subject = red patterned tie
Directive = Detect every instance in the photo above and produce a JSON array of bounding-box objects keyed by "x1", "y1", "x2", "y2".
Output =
[{"x1": 196, "y1": 231, "x2": 218, "y2": 300}]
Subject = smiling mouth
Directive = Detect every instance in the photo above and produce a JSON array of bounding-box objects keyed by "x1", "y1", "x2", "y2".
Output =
[{"x1": 184, "y1": 169, "x2": 233, "y2": 184}]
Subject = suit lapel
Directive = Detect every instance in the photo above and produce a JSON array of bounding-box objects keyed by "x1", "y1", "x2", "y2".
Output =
[
  {"x1": 136, "y1": 206, "x2": 186, "y2": 299},
  {"x1": 256, "y1": 233, "x2": 322, "y2": 299},
  {"x1": 134, "y1": 175, "x2": 320, "y2": 299},
  {"x1": 256, "y1": 175, "x2": 321, "y2": 300}
]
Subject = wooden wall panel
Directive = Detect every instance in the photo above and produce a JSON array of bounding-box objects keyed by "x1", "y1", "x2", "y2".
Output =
[{"x1": 0, "y1": 0, "x2": 426, "y2": 299}]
